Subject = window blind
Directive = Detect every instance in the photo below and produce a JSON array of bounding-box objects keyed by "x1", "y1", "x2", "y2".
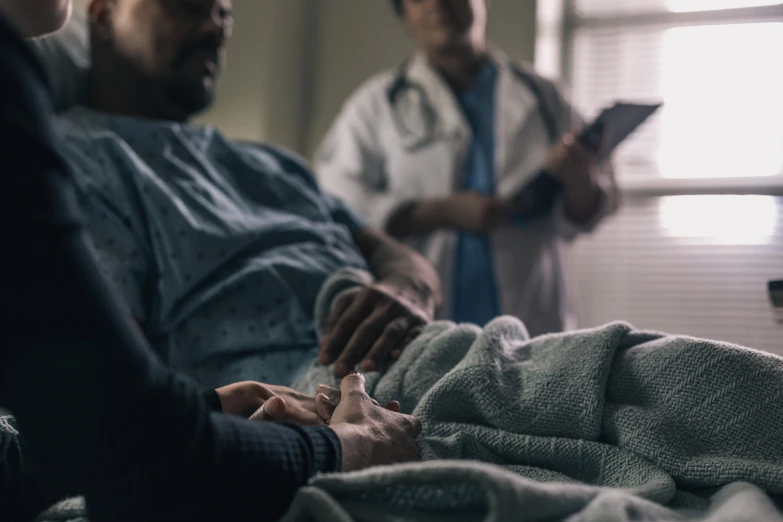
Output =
[
  {"x1": 570, "y1": 195, "x2": 783, "y2": 355},
  {"x1": 562, "y1": 0, "x2": 783, "y2": 353},
  {"x1": 574, "y1": 0, "x2": 783, "y2": 16}
]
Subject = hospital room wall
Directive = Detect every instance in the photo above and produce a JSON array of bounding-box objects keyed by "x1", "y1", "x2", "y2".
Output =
[{"x1": 195, "y1": 0, "x2": 313, "y2": 147}]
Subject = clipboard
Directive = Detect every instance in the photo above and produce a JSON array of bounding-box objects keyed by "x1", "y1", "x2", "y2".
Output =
[{"x1": 510, "y1": 101, "x2": 663, "y2": 220}]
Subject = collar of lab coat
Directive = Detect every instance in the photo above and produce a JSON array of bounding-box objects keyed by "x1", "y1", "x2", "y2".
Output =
[{"x1": 405, "y1": 45, "x2": 541, "y2": 184}]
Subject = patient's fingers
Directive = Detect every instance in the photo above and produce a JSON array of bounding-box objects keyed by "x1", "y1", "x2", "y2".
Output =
[
  {"x1": 385, "y1": 401, "x2": 401, "y2": 413},
  {"x1": 316, "y1": 384, "x2": 341, "y2": 403},
  {"x1": 361, "y1": 316, "x2": 409, "y2": 372},
  {"x1": 334, "y1": 302, "x2": 397, "y2": 376},
  {"x1": 315, "y1": 393, "x2": 338, "y2": 422},
  {"x1": 320, "y1": 293, "x2": 355, "y2": 364},
  {"x1": 320, "y1": 290, "x2": 375, "y2": 367},
  {"x1": 322, "y1": 290, "x2": 357, "y2": 343}
]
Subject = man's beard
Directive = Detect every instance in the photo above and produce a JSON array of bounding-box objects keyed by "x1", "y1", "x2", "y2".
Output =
[
  {"x1": 167, "y1": 39, "x2": 222, "y2": 119},
  {"x1": 166, "y1": 77, "x2": 215, "y2": 119}
]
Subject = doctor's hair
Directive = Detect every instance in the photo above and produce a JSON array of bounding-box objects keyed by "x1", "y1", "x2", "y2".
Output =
[{"x1": 390, "y1": 0, "x2": 404, "y2": 17}]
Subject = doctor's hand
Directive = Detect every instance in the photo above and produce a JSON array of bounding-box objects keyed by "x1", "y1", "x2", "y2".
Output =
[
  {"x1": 546, "y1": 131, "x2": 599, "y2": 186},
  {"x1": 442, "y1": 191, "x2": 516, "y2": 235},
  {"x1": 319, "y1": 283, "x2": 429, "y2": 378},
  {"x1": 546, "y1": 131, "x2": 607, "y2": 223}
]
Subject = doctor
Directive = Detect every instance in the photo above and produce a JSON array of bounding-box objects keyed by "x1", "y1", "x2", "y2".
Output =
[{"x1": 316, "y1": 0, "x2": 619, "y2": 335}]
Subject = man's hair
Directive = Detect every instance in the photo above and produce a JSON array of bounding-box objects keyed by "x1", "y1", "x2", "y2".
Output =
[{"x1": 391, "y1": 0, "x2": 403, "y2": 17}]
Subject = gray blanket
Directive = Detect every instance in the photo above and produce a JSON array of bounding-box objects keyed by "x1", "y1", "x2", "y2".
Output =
[{"x1": 284, "y1": 269, "x2": 783, "y2": 522}]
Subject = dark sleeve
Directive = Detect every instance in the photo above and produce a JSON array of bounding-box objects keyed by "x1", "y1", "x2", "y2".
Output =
[
  {"x1": 0, "y1": 423, "x2": 33, "y2": 519},
  {"x1": 201, "y1": 389, "x2": 222, "y2": 413},
  {"x1": 0, "y1": 15, "x2": 340, "y2": 522}
]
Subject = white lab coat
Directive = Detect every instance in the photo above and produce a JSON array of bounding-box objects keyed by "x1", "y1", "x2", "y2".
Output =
[{"x1": 315, "y1": 47, "x2": 618, "y2": 336}]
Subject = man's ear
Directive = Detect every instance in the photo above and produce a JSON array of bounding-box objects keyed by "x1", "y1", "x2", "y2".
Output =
[{"x1": 88, "y1": 0, "x2": 115, "y2": 42}]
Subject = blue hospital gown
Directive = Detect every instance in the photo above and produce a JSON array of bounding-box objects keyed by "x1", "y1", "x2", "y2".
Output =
[{"x1": 54, "y1": 107, "x2": 369, "y2": 388}]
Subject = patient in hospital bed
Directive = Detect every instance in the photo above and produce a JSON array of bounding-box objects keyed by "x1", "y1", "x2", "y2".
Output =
[{"x1": 46, "y1": 6, "x2": 439, "y2": 391}]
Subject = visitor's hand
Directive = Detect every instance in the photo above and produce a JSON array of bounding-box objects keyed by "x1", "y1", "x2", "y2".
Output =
[
  {"x1": 216, "y1": 382, "x2": 339, "y2": 426},
  {"x1": 328, "y1": 373, "x2": 420, "y2": 472},
  {"x1": 442, "y1": 191, "x2": 516, "y2": 235},
  {"x1": 319, "y1": 283, "x2": 428, "y2": 377}
]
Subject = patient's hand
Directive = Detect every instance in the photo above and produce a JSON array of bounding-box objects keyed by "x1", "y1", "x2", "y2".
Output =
[
  {"x1": 319, "y1": 284, "x2": 428, "y2": 377},
  {"x1": 215, "y1": 382, "x2": 340, "y2": 426}
]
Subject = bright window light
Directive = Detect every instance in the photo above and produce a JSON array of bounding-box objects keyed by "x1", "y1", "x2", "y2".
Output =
[
  {"x1": 657, "y1": 23, "x2": 783, "y2": 179},
  {"x1": 660, "y1": 195, "x2": 778, "y2": 244},
  {"x1": 667, "y1": 0, "x2": 783, "y2": 12}
]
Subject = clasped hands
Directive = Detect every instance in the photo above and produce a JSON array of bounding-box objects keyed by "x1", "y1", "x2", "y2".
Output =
[
  {"x1": 216, "y1": 380, "x2": 400, "y2": 427},
  {"x1": 216, "y1": 375, "x2": 419, "y2": 471}
]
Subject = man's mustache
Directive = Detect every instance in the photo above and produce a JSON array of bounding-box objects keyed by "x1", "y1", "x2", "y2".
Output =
[{"x1": 173, "y1": 40, "x2": 223, "y2": 69}]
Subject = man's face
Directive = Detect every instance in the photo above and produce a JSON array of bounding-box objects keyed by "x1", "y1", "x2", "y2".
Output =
[
  {"x1": 97, "y1": 0, "x2": 233, "y2": 118},
  {"x1": 401, "y1": 0, "x2": 487, "y2": 53}
]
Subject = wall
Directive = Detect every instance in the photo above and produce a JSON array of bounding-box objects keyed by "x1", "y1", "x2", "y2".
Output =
[
  {"x1": 195, "y1": 0, "x2": 313, "y2": 149},
  {"x1": 304, "y1": 0, "x2": 539, "y2": 158}
]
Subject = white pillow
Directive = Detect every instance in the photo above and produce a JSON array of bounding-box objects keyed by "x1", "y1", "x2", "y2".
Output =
[{"x1": 30, "y1": 12, "x2": 90, "y2": 113}]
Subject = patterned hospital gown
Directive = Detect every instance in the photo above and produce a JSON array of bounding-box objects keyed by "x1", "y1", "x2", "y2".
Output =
[{"x1": 54, "y1": 107, "x2": 369, "y2": 388}]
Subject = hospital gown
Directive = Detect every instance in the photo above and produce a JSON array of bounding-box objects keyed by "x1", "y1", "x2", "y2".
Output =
[{"x1": 54, "y1": 107, "x2": 369, "y2": 388}]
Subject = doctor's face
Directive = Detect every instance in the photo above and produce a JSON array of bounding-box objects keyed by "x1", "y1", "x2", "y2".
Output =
[{"x1": 401, "y1": 0, "x2": 487, "y2": 53}]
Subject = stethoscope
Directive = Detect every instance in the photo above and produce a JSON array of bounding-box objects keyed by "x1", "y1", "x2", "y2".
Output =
[{"x1": 386, "y1": 58, "x2": 560, "y2": 152}]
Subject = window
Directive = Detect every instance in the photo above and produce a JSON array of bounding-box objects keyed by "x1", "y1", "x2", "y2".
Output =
[
  {"x1": 537, "y1": 1, "x2": 783, "y2": 353},
  {"x1": 563, "y1": 0, "x2": 783, "y2": 185}
]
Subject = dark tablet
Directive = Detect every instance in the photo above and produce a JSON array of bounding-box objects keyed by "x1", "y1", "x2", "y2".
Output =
[{"x1": 579, "y1": 102, "x2": 663, "y2": 161}]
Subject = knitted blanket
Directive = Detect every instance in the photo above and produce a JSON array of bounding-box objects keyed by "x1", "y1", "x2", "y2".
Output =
[{"x1": 284, "y1": 269, "x2": 783, "y2": 522}]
